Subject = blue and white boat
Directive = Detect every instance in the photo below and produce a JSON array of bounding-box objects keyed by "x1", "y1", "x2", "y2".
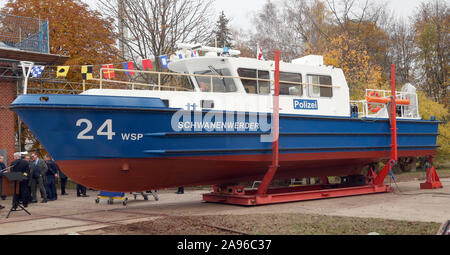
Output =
[{"x1": 10, "y1": 45, "x2": 439, "y2": 192}]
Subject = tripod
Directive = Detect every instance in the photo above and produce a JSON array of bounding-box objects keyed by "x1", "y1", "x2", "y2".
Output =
[{"x1": 3, "y1": 172, "x2": 31, "y2": 219}]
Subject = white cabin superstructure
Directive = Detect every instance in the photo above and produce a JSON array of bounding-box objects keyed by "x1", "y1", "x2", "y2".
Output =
[{"x1": 82, "y1": 45, "x2": 419, "y2": 120}]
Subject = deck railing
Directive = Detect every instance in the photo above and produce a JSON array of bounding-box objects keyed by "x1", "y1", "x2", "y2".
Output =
[
  {"x1": 95, "y1": 67, "x2": 341, "y2": 95},
  {"x1": 351, "y1": 89, "x2": 420, "y2": 119}
]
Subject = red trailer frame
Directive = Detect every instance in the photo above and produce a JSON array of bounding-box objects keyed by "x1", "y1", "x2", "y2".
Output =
[{"x1": 203, "y1": 55, "x2": 437, "y2": 206}]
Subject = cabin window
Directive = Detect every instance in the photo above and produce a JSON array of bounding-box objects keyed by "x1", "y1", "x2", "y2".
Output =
[
  {"x1": 195, "y1": 68, "x2": 237, "y2": 92},
  {"x1": 280, "y1": 72, "x2": 303, "y2": 96},
  {"x1": 238, "y1": 68, "x2": 270, "y2": 95},
  {"x1": 307, "y1": 74, "x2": 333, "y2": 98}
]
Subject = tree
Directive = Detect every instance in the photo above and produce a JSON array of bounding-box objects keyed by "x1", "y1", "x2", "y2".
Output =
[
  {"x1": 387, "y1": 18, "x2": 417, "y2": 85},
  {"x1": 249, "y1": 0, "x2": 301, "y2": 61},
  {"x1": 413, "y1": 0, "x2": 449, "y2": 105},
  {"x1": 284, "y1": 0, "x2": 334, "y2": 55},
  {"x1": 322, "y1": 32, "x2": 385, "y2": 99},
  {"x1": 2, "y1": 0, "x2": 119, "y2": 154},
  {"x1": 418, "y1": 92, "x2": 450, "y2": 163},
  {"x1": 210, "y1": 11, "x2": 234, "y2": 48},
  {"x1": 232, "y1": 27, "x2": 255, "y2": 58},
  {"x1": 98, "y1": 0, "x2": 214, "y2": 71},
  {"x1": 1, "y1": 0, "x2": 119, "y2": 70}
]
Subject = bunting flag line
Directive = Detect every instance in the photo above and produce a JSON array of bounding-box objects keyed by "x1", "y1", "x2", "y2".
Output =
[
  {"x1": 191, "y1": 50, "x2": 199, "y2": 58},
  {"x1": 176, "y1": 51, "x2": 184, "y2": 60},
  {"x1": 142, "y1": 59, "x2": 153, "y2": 70},
  {"x1": 159, "y1": 55, "x2": 169, "y2": 69},
  {"x1": 102, "y1": 64, "x2": 115, "y2": 79},
  {"x1": 123, "y1": 62, "x2": 135, "y2": 76},
  {"x1": 26, "y1": 53, "x2": 191, "y2": 80},
  {"x1": 57, "y1": 66, "x2": 70, "y2": 78},
  {"x1": 81, "y1": 65, "x2": 93, "y2": 80},
  {"x1": 30, "y1": 66, "x2": 45, "y2": 78}
]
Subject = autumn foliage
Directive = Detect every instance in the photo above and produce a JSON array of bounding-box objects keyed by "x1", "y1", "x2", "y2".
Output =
[
  {"x1": 319, "y1": 33, "x2": 385, "y2": 99},
  {"x1": 243, "y1": 0, "x2": 448, "y2": 163},
  {"x1": 1, "y1": 0, "x2": 120, "y2": 153},
  {"x1": 1, "y1": 0, "x2": 119, "y2": 69}
]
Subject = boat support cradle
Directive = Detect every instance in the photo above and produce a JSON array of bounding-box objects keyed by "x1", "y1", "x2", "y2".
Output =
[{"x1": 202, "y1": 59, "x2": 436, "y2": 206}]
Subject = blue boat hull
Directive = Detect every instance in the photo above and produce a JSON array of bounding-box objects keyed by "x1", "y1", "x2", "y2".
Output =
[{"x1": 10, "y1": 94, "x2": 439, "y2": 192}]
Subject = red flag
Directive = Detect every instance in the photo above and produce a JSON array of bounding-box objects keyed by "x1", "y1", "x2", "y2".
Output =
[
  {"x1": 142, "y1": 59, "x2": 153, "y2": 70},
  {"x1": 103, "y1": 64, "x2": 115, "y2": 79}
]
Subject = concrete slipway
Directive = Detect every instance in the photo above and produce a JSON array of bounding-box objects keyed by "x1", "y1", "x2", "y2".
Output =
[{"x1": 0, "y1": 178, "x2": 449, "y2": 235}]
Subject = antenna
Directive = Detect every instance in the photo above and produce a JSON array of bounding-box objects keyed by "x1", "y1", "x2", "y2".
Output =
[{"x1": 177, "y1": 43, "x2": 241, "y2": 56}]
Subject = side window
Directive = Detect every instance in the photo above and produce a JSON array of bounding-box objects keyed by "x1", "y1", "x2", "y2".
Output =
[
  {"x1": 258, "y1": 70, "x2": 270, "y2": 95},
  {"x1": 280, "y1": 72, "x2": 302, "y2": 96},
  {"x1": 238, "y1": 69, "x2": 257, "y2": 94},
  {"x1": 220, "y1": 68, "x2": 238, "y2": 92},
  {"x1": 238, "y1": 68, "x2": 270, "y2": 95},
  {"x1": 307, "y1": 75, "x2": 333, "y2": 98}
]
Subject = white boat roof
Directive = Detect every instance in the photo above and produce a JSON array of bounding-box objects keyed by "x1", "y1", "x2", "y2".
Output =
[{"x1": 168, "y1": 55, "x2": 337, "y2": 75}]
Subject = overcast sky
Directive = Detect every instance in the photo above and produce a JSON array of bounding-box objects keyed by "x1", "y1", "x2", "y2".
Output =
[
  {"x1": 213, "y1": 0, "x2": 428, "y2": 30},
  {"x1": 80, "y1": 0, "x2": 428, "y2": 30},
  {"x1": 0, "y1": 0, "x2": 431, "y2": 30}
]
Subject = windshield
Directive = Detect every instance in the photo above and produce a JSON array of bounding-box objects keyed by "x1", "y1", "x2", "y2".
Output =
[{"x1": 194, "y1": 68, "x2": 237, "y2": 93}]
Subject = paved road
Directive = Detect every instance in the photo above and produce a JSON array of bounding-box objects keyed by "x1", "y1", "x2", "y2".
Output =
[{"x1": 0, "y1": 179, "x2": 449, "y2": 235}]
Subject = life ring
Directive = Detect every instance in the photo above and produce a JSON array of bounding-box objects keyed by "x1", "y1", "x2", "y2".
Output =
[{"x1": 368, "y1": 91, "x2": 382, "y2": 113}]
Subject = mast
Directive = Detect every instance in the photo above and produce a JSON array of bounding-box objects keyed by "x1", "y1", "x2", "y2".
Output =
[{"x1": 118, "y1": 0, "x2": 126, "y2": 60}]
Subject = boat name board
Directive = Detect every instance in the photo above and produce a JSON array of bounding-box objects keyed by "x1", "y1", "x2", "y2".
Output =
[{"x1": 177, "y1": 121, "x2": 261, "y2": 131}]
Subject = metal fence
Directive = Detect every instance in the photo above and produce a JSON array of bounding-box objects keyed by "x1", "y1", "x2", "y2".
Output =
[{"x1": 0, "y1": 12, "x2": 49, "y2": 54}]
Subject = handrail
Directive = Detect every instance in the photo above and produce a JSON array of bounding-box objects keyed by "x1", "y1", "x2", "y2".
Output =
[
  {"x1": 91, "y1": 78, "x2": 192, "y2": 91},
  {"x1": 97, "y1": 68, "x2": 341, "y2": 93},
  {"x1": 351, "y1": 88, "x2": 420, "y2": 119}
]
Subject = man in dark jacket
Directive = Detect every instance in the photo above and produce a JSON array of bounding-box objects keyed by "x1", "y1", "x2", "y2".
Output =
[
  {"x1": 29, "y1": 153, "x2": 48, "y2": 203},
  {"x1": 55, "y1": 160, "x2": 68, "y2": 195},
  {"x1": 10, "y1": 152, "x2": 31, "y2": 208},
  {"x1": 44, "y1": 155, "x2": 58, "y2": 201},
  {"x1": 0, "y1": 155, "x2": 6, "y2": 208}
]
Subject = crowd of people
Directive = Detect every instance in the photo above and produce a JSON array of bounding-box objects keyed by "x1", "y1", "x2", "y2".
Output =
[{"x1": 0, "y1": 152, "x2": 89, "y2": 211}]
